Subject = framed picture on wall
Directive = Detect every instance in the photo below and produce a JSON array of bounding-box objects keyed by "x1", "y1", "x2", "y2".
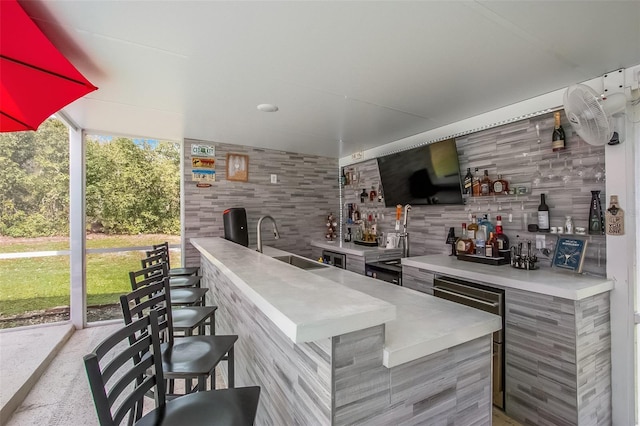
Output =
[{"x1": 226, "y1": 153, "x2": 249, "y2": 182}]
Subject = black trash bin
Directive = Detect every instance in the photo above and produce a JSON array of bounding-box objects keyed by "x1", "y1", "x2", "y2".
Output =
[{"x1": 223, "y1": 207, "x2": 249, "y2": 247}]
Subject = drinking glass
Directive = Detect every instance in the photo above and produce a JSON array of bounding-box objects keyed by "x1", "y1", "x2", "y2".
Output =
[
  {"x1": 560, "y1": 159, "x2": 572, "y2": 185},
  {"x1": 544, "y1": 159, "x2": 557, "y2": 182},
  {"x1": 573, "y1": 156, "x2": 587, "y2": 178},
  {"x1": 531, "y1": 164, "x2": 543, "y2": 187},
  {"x1": 592, "y1": 158, "x2": 605, "y2": 182}
]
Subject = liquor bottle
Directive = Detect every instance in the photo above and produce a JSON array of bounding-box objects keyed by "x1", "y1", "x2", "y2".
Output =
[
  {"x1": 485, "y1": 232, "x2": 497, "y2": 257},
  {"x1": 360, "y1": 188, "x2": 368, "y2": 203},
  {"x1": 353, "y1": 205, "x2": 361, "y2": 222},
  {"x1": 495, "y1": 215, "x2": 510, "y2": 252},
  {"x1": 455, "y1": 223, "x2": 467, "y2": 255},
  {"x1": 369, "y1": 186, "x2": 377, "y2": 201},
  {"x1": 492, "y1": 174, "x2": 509, "y2": 195},
  {"x1": 480, "y1": 170, "x2": 492, "y2": 196},
  {"x1": 467, "y1": 214, "x2": 479, "y2": 240},
  {"x1": 456, "y1": 223, "x2": 475, "y2": 255},
  {"x1": 463, "y1": 168, "x2": 473, "y2": 195},
  {"x1": 552, "y1": 111, "x2": 566, "y2": 152},
  {"x1": 537, "y1": 193, "x2": 550, "y2": 232},
  {"x1": 478, "y1": 214, "x2": 494, "y2": 236},
  {"x1": 475, "y1": 238, "x2": 485, "y2": 256},
  {"x1": 472, "y1": 168, "x2": 481, "y2": 196}
]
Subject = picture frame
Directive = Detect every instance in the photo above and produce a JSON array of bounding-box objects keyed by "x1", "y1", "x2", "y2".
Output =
[
  {"x1": 552, "y1": 237, "x2": 588, "y2": 273},
  {"x1": 226, "y1": 153, "x2": 248, "y2": 182}
]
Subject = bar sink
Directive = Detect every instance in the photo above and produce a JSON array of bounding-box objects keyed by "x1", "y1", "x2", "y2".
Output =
[{"x1": 273, "y1": 255, "x2": 328, "y2": 270}]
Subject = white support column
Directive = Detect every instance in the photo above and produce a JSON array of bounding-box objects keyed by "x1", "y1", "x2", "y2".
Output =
[
  {"x1": 605, "y1": 69, "x2": 638, "y2": 425},
  {"x1": 180, "y1": 139, "x2": 186, "y2": 267},
  {"x1": 69, "y1": 126, "x2": 86, "y2": 329}
]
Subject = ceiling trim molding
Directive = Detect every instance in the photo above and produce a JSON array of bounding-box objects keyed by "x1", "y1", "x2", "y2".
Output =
[{"x1": 340, "y1": 64, "x2": 640, "y2": 167}]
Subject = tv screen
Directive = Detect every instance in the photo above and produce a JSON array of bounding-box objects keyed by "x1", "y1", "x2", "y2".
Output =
[{"x1": 376, "y1": 139, "x2": 463, "y2": 207}]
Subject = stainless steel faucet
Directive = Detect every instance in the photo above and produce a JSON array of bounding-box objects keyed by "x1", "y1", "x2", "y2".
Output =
[
  {"x1": 257, "y1": 215, "x2": 280, "y2": 253},
  {"x1": 399, "y1": 204, "x2": 411, "y2": 258}
]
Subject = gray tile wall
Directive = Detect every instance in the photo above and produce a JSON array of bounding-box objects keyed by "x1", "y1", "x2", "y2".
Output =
[
  {"x1": 504, "y1": 288, "x2": 611, "y2": 425},
  {"x1": 342, "y1": 111, "x2": 607, "y2": 276},
  {"x1": 201, "y1": 254, "x2": 493, "y2": 425},
  {"x1": 183, "y1": 138, "x2": 339, "y2": 267},
  {"x1": 202, "y1": 257, "x2": 333, "y2": 425}
]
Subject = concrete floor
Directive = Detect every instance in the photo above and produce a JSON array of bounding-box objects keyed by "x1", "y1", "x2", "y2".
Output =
[{"x1": 1, "y1": 322, "x2": 521, "y2": 425}]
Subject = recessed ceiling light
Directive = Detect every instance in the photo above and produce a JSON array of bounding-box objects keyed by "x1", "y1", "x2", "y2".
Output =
[{"x1": 257, "y1": 104, "x2": 279, "y2": 112}]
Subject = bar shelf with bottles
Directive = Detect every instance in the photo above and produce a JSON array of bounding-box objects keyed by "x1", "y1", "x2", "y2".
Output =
[
  {"x1": 462, "y1": 167, "x2": 531, "y2": 199},
  {"x1": 454, "y1": 213, "x2": 511, "y2": 266}
]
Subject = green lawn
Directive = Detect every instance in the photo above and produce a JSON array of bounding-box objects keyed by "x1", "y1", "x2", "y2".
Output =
[{"x1": 0, "y1": 234, "x2": 181, "y2": 317}]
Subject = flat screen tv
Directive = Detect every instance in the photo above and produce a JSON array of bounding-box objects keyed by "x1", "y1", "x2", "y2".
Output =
[{"x1": 376, "y1": 138, "x2": 464, "y2": 207}]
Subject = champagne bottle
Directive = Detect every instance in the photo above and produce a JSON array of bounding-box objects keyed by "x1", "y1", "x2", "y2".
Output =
[
  {"x1": 537, "y1": 193, "x2": 550, "y2": 232},
  {"x1": 552, "y1": 111, "x2": 566, "y2": 152},
  {"x1": 463, "y1": 168, "x2": 473, "y2": 194}
]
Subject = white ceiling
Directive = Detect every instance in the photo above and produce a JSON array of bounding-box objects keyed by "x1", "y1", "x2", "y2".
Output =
[{"x1": 20, "y1": 1, "x2": 640, "y2": 159}]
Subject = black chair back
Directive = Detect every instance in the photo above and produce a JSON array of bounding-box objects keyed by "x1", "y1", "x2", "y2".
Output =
[
  {"x1": 120, "y1": 277, "x2": 174, "y2": 346},
  {"x1": 141, "y1": 251, "x2": 168, "y2": 269},
  {"x1": 133, "y1": 260, "x2": 167, "y2": 287},
  {"x1": 152, "y1": 241, "x2": 170, "y2": 255},
  {"x1": 84, "y1": 310, "x2": 165, "y2": 426}
]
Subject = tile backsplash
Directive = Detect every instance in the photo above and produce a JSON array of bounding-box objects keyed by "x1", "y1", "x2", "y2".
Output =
[
  {"x1": 183, "y1": 138, "x2": 339, "y2": 266},
  {"x1": 342, "y1": 110, "x2": 607, "y2": 276}
]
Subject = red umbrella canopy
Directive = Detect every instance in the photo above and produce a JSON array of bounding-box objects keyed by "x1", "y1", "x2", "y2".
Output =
[{"x1": 0, "y1": 0, "x2": 97, "y2": 132}]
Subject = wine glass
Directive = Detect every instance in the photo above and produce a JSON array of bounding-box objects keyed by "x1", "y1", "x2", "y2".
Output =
[
  {"x1": 560, "y1": 159, "x2": 572, "y2": 185},
  {"x1": 592, "y1": 157, "x2": 605, "y2": 183},
  {"x1": 573, "y1": 156, "x2": 587, "y2": 178},
  {"x1": 544, "y1": 159, "x2": 557, "y2": 182},
  {"x1": 531, "y1": 163, "x2": 543, "y2": 187}
]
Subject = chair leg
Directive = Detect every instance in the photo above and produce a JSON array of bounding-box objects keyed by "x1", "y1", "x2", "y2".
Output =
[
  {"x1": 227, "y1": 346, "x2": 235, "y2": 388},
  {"x1": 198, "y1": 374, "x2": 207, "y2": 392}
]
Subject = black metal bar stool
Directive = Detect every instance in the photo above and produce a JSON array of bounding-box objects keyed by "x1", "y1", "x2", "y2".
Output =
[
  {"x1": 129, "y1": 263, "x2": 216, "y2": 335},
  {"x1": 153, "y1": 241, "x2": 200, "y2": 277},
  {"x1": 143, "y1": 250, "x2": 201, "y2": 289},
  {"x1": 119, "y1": 276, "x2": 237, "y2": 393},
  {"x1": 84, "y1": 310, "x2": 260, "y2": 426}
]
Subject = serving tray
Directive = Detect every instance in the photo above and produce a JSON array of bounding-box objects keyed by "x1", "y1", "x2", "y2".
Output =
[{"x1": 456, "y1": 253, "x2": 509, "y2": 266}]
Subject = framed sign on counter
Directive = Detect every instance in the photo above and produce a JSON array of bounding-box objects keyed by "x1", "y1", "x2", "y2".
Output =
[{"x1": 552, "y1": 237, "x2": 587, "y2": 273}]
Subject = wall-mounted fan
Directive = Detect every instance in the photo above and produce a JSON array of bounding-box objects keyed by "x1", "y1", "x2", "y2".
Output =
[{"x1": 563, "y1": 84, "x2": 627, "y2": 146}]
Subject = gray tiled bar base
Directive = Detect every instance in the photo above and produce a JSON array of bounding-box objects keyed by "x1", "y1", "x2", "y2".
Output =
[
  {"x1": 505, "y1": 289, "x2": 611, "y2": 425},
  {"x1": 202, "y1": 255, "x2": 493, "y2": 425}
]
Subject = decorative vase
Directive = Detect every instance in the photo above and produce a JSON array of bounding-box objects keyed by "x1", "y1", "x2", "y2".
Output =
[{"x1": 588, "y1": 191, "x2": 604, "y2": 235}]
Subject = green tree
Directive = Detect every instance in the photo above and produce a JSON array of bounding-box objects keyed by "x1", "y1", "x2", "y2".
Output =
[
  {"x1": 85, "y1": 137, "x2": 180, "y2": 234},
  {"x1": 0, "y1": 119, "x2": 69, "y2": 236},
  {"x1": 1, "y1": 120, "x2": 180, "y2": 237}
]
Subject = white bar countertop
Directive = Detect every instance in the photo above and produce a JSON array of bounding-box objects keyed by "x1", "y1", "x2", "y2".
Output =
[
  {"x1": 192, "y1": 238, "x2": 501, "y2": 368},
  {"x1": 310, "y1": 239, "x2": 402, "y2": 257},
  {"x1": 192, "y1": 238, "x2": 396, "y2": 344},
  {"x1": 402, "y1": 254, "x2": 614, "y2": 301}
]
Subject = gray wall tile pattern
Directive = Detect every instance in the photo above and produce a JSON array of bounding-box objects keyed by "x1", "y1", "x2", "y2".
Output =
[
  {"x1": 505, "y1": 288, "x2": 611, "y2": 425},
  {"x1": 342, "y1": 111, "x2": 607, "y2": 276},
  {"x1": 201, "y1": 257, "x2": 333, "y2": 426},
  {"x1": 183, "y1": 139, "x2": 339, "y2": 268},
  {"x1": 201, "y1": 254, "x2": 493, "y2": 425}
]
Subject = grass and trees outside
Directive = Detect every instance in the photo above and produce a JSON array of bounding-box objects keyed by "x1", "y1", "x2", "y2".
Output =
[{"x1": 0, "y1": 118, "x2": 182, "y2": 328}]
